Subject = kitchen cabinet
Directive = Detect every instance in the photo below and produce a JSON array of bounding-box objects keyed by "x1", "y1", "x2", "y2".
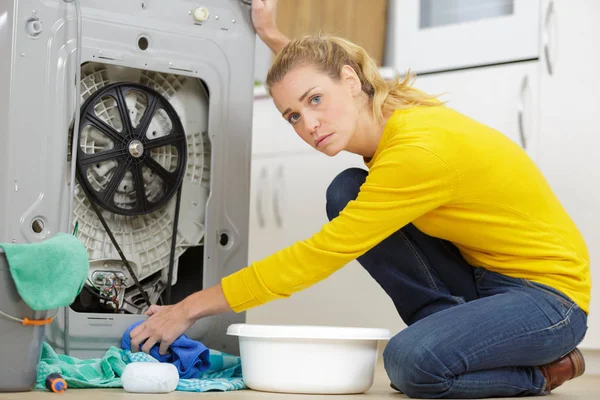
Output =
[
  {"x1": 413, "y1": 61, "x2": 539, "y2": 162},
  {"x1": 247, "y1": 158, "x2": 284, "y2": 264},
  {"x1": 537, "y1": 0, "x2": 600, "y2": 349}
]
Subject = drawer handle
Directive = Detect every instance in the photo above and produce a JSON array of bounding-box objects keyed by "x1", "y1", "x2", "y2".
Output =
[
  {"x1": 543, "y1": 0, "x2": 555, "y2": 76},
  {"x1": 517, "y1": 75, "x2": 529, "y2": 149}
]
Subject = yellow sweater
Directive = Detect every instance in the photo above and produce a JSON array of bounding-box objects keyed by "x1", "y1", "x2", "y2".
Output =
[{"x1": 222, "y1": 105, "x2": 591, "y2": 314}]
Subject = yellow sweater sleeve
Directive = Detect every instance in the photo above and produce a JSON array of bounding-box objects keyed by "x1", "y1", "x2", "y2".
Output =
[{"x1": 221, "y1": 145, "x2": 459, "y2": 312}]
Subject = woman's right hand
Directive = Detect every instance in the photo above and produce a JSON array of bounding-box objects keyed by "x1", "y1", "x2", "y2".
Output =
[{"x1": 251, "y1": 0, "x2": 289, "y2": 54}]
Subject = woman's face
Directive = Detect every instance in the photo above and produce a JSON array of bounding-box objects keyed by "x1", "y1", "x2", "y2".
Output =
[{"x1": 270, "y1": 64, "x2": 361, "y2": 157}]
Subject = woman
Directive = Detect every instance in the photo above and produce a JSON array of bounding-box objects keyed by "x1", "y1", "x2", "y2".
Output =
[{"x1": 130, "y1": 1, "x2": 590, "y2": 397}]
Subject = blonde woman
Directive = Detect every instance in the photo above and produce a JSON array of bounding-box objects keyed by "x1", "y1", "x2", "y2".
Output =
[{"x1": 130, "y1": 1, "x2": 589, "y2": 397}]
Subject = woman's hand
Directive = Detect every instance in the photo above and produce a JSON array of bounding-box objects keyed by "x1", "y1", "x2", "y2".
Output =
[
  {"x1": 252, "y1": 0, "x2": 289, "y2": 54},
  {"x1": 129, "y1": 283, "x2": 232, "y2": 355},
  {"x1": 252, "y1": 0, "x2": 278, "y2": 37},
  {"x1": 129, "y1": 302, "x2": 195, "y2": 355}
]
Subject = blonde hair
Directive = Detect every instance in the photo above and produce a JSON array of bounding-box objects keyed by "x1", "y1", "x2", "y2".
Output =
[{"x1": 265, "y1": 34, "x2": 442, "y2": 123}]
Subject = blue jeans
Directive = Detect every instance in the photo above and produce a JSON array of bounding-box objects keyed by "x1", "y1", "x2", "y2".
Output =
[{"x1": 326, "y1": 168, "x2": 588, "y2": 398}]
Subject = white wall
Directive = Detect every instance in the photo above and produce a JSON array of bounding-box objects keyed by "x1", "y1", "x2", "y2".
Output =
[{"x1": 254, "y1": 35, "x2": 271, "y2": 84}]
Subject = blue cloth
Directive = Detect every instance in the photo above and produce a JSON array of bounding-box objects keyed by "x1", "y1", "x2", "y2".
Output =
[
  {"x1": 326, "y1": 167, "x2": 589, "y2": 398},
  {"x1": 35, "y1": 342, "x2": 246, "y2": 392},
  {"x1": 121, "y1": 321, "x2": 210, "y2": 379}
]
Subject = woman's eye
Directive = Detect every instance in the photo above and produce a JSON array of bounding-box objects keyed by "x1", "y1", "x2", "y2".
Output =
[
  {"x1": 288, "y1": 113, "x2": 300, "y2": 123},
  {"x1": 311, "y1": 95, "x2": 321, "y2": 105}
]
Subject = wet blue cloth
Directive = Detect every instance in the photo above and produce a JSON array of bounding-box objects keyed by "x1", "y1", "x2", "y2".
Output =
[{"x1": 121, "y1": 321, "x2": 210, "y2": 379}]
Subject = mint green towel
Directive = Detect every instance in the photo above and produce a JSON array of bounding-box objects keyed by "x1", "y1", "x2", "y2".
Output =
[
  {"x1": 0, "y1": 233, "x2": 88, "y2": 310},
  {"x1": 36, "y1": 343, "x2": 126, "y2": 388}
]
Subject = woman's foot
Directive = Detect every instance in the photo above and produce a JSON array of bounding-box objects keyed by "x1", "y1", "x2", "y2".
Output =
[{"x1": 538, "y1": 348, "x2": 585, "y2": 392}]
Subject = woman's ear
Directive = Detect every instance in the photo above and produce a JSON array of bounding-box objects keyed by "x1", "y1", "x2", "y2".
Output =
[{"x1": 341, "y1": 65, "x2": 362, "y2": 96}]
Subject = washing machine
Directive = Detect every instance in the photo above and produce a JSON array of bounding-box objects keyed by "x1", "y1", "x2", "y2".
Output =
[{"x1": 0, "y1": 0, "x2": 255, "y2": 358}]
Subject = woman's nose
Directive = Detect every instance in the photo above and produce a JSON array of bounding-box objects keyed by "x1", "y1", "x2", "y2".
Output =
[{"x1": 304, "y1": 115, "x2": 319, "y2": 134}]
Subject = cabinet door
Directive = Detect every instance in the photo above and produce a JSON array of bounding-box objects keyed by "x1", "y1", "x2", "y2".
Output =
[
  {"x1": 247, "y1": 158, "x2": 278, "y2": 264},
  {"x1": 414, "y1": 62, "x2": 540, "y2": 162},
  {"x1": 538, "y1": 0, "x2": 600, "y2": 349},
  {"x1": 252, "y1": 97, "x2": 275, "y2": 156}
]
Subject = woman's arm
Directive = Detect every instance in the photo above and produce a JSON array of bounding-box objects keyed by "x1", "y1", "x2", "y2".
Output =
[
  {"x1": 222, "y1": 146, "x2": 459, "y2": 311},
  {"x1": 252, "y1": 0, "x2": 290, "y2": 54}
]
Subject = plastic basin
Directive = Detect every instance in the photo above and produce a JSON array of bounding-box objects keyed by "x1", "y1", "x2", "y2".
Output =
[{"x1": 227, "y1": 323, "x2": 391, "y2": 394}]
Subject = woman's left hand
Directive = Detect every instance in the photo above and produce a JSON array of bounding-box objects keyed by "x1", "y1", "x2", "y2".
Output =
[{"x1": 129, "y1": 302, "x2": 195, "y2": 355}]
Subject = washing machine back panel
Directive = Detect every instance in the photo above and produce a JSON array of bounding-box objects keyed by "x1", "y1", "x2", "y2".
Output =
[
  {"x1": 1, "y1": 0, "x2": 255, "y2": 357},
  {"x1": 1, "y1": 0, "x2": 255, "y2": 244},
  {"x1": 0, "y1": 0, "x2": 75, "y2": 244}
]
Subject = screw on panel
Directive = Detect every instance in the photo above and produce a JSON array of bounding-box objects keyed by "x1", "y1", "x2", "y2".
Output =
[
  {"x1": 141, "y1": 2, "x2": 146, "y2": 9},
  {"x1": 14, "y1": 181, "x2": 18, "y2": 191},
  {"x1": 232, "y1": 19, "x2": 236, "y2": 23},
  {"x1": 215, "y1": 15, "x2": 219, "y2": 20}
]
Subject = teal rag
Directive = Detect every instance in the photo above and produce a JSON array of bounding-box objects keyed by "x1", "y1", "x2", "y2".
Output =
[
  {"x1": 35, "y1": 343, "x2": 246, "y2": 392},
  {"x1": 0, "y1": 233, "x2": 88, "y2": 310},
  {"x1": 35, "y1": 343, "x2": 126, "y2": 389}
]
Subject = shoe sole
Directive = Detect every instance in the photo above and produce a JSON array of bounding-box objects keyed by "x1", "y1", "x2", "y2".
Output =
[{"x1": 570, "y1": 348, "x2": 586, "y2": 378}]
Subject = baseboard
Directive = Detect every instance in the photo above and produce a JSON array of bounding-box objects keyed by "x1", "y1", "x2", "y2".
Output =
[{"x1": 376, "y1": 342, "x2": 600, "y2": 376}]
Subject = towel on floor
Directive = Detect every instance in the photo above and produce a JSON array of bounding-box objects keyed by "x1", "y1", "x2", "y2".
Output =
[
  {"x1": 121, "y1": 320, "x2": 211, "y2": 379},
  {"x1": 0, "y1": 233, "x2": 88, "y2": 310},
  {"x1": 126, "y1": 348, "x2": 245, "y2": 392},
  {"x1": 35, "y1": 342, "x2": 245, "y2": 392},
  {"x1": 35, "y1": 342, "x2": 126, "y2": 388}
]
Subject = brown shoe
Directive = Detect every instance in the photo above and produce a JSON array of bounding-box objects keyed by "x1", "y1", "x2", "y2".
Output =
[{"x1": 538, "y1": 348, "x2": 585, "y2": 392}]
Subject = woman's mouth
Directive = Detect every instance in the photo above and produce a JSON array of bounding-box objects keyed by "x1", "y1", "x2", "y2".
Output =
[{"x1": 315, "y1": 133, "x2": 334, "y2": 148}]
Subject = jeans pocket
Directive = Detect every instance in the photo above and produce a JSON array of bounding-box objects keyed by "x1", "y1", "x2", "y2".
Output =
[{"x1": 521, "y1": 279, "x2": 575, "y2": 309}]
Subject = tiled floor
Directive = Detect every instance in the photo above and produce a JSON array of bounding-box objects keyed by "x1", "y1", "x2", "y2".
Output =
[{"x1": 0, "y1": 366, "x2": 598, "y2": 399}]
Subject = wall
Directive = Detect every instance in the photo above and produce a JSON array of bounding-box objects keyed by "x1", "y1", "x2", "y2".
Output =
[{"x1": 254, "y1": 36, "x2": 271, "y2": 84}]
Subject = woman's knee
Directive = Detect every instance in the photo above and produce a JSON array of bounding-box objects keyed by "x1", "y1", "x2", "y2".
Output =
[
  {"x1": 325, "y1": 168, "x2": 368, "y2": 221},
  {"x1": 383, "y1": 331, "x2": 451, "y2": 398}
]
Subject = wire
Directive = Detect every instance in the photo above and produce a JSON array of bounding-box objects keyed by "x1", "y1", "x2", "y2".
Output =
[
  {"x1": 0, "y1": 308, "x2": 60, "y2": 325},
  {"x1": 165, "y1": 185, "x2": 183, "y2": 304},
  {"x1": 82, "y1": 285, "x2": 119, "y2": 311}
]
